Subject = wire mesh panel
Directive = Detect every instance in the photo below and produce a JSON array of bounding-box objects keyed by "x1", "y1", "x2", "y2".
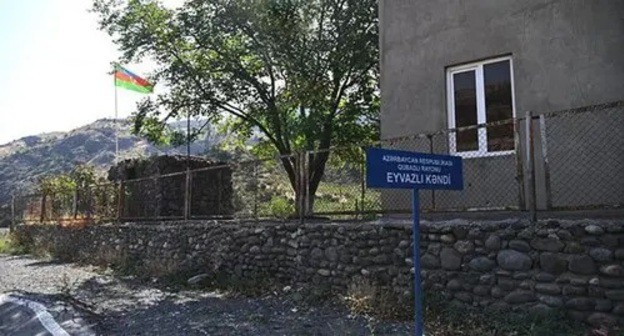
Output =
[
  {"x1": 14, "y1": 194, "x2": 43, "y2": 224},
  {"x1": 309, "y1": 147, "x2": 370, "y2": 218},
  {"x1": 121, "y1": 178, "x2": 158, "y2": 220},
  {"x1": 230, "y1": 160, "x2": 259, "y2": 219},
  {"x1": 255, "y1": 155, "x2": 298, "y2": 219},
  {"x1": 8, "y1": 102, "x2": 620, "y2": 225},
  {"x1": 0, "y1": 204, "x2": 10, "y2": 227},
  {"x1": 44, "y1": 192, "x2": 74, "y2": 222},
  {"x1": 431, "y1": 121, "x2": 523, "y2": 211},
  {"x1": 76, "y1": 187, "x2": 94, "y2": 220},
  {"x1": 88, "y1": 183, "x2": 119, "y2": 222},
  {"x1": 156, "y1": 173, "x2": 186, "y2": 219},
  {"x1": 190, "y1": 165, "x2": 234, "y2": 219},
  {"x1": 542, "y1": 102, "x2": 624, "y2": 209}
]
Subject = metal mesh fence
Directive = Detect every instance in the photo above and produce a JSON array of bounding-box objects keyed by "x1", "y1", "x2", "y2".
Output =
[
  {"x1": 190, "y1": 164, "x2": 234, "y2": 219},
  {"x1": 78, "y1": 183, "x2": 119, "y2": 222},
  {"x1": 429, "y1": 119, "x2": 523, "y2": 212},
  {"x1": 10, "y1": 155, "x2": 300, "y2": 225},
  {"x1": 309, "y1": 147, "x2": 374, "y2": 218},
  {"x1": 255, "y1": 155, "x2": 298, "y2": 219},
  {"x1": 229, "y1": 161, "x2": 257, "y2": 219},
  {"x1": 121, "y1": 178, "x2": 157, "y2": 220},
  {"x1": 7, "y1": 100, "x2": 623, "y2": 225},
  {"x1": 309, "y1": 118, "x2": 525, "y2": 218},
  {"x1": 540, "y1": 101, "x2": 624, "y2": 209},
  {"x1": 13, "y1": 194, "x2": 43, "y2": 224}
]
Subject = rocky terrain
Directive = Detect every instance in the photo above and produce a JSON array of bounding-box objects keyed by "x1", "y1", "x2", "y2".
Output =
[
  {"x1": 0, "y1": 254, "x2": 410, "y2": 335},
  {"x1": 0, "y1": 119, "x2": 224, "y2": 226}
]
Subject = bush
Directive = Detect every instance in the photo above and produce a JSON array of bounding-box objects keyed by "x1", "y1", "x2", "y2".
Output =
[
  {"x1": 268, "y1": 196, "x2": 295, "y2": 219},
  {"x1": 0, "y1": 231, "x2": 28, "y2": 255}
]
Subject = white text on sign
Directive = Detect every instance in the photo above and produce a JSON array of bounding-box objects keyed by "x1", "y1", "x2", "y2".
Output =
[{"x1": 386, "y1": 172, "x2": 452, "y2": 185}]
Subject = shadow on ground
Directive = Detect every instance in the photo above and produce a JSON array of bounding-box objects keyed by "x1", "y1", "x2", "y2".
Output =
[
  {"x1": 72, "y1": 276, "x2": 411, "y2": 335},
  {"x1": 0, "y1": 291, "x2": 97, "y2": 336}
]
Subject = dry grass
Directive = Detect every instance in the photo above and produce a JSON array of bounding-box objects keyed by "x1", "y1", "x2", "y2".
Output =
[
  {"x1": 341, "y1": 281, "x2": 608, "y2": 336},
  {"x1": 89, "y1": 246, "x2": 133, "y2": 274},
  {"x1": 138, "y1": 258, "x2": 182, "y2": 278},
  {"x1": 343, "y1": 279, "x2": 412, "y2": 321}
]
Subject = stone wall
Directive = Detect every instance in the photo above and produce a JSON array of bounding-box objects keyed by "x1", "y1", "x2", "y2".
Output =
[{"x1": 15, "y1": 218, "x2": 624, "y2": 326}]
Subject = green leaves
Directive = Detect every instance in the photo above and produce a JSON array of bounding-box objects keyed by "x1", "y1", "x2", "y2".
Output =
[
  {"x1": 38, "y1": 165, "x2": 97, "y2": 195},
  {"x1": 93, "y1": 0, "x2": 379, "y2": 199}
]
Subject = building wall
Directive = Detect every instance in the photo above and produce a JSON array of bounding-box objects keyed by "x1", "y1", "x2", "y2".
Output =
[
  {"x1": 379, "y1": 1, "x2": 624, "y2": 210},
  {"x1": 15, "y1": 219, "x2": 624, "y2": 326}
]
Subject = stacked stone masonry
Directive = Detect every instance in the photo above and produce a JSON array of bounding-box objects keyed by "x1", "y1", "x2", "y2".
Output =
[{"x1": 16, "y1": 218, "x2": 624, "y2": 326}]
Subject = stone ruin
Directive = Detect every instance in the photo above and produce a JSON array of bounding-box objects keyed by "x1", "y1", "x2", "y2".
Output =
[{"x1": 108, "y1": 155, "x2": 233, "y2": 219}]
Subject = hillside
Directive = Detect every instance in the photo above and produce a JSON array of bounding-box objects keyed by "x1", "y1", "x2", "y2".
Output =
[{"x1": 0, "y1": 119, "x2": 223, "y2": 210}]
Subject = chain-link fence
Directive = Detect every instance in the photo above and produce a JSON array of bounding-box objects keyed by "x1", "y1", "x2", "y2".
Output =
[
  {"x1": 538, "y1": 101, "x2": 624, "y2": 210},
  {"x1": 309, "y1": 117, "x2": 524, "y2": 219},
  {"x1": 308, "y1": 100, "x2": 622, "y2": 219},
  {"x1": 308, "y1": 147, "x2": 377, "y2": 219},
  {"x1": 8, "y1": 101, "x2": 623, "y2": 226},
  {"x1": 11, "y1": 155, "x2": 299, "y2": 225}
]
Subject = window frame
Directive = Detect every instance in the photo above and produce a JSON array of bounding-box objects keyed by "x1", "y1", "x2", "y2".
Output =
[{"x1": 446, "y1": 56, "x2": 517, "y2": 158}]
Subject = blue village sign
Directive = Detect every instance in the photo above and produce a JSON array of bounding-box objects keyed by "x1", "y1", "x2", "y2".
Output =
[
  {"x1": 366, "y1": 147, "x2": 463, "y2": 190},
  {"x1": 366, "y1": 147, "x2": 464, "y2": 336}
]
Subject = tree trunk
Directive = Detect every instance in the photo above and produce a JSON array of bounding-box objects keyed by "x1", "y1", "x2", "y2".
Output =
[
  {"x1": 305, "y1": 192, "x2": 316, "y2": 217},
  {"x1": 306, "y1": 150, "x2": 330, "y2": 217},
  {"x1": 280, "y1": 155, "x2": 301, "y2": 218},
  {"x1": 280, "y1": 151, "x2": 330, "y2": 219}
]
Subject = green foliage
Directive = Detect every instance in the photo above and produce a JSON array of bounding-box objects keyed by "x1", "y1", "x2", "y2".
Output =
[
  {"x1": 92, "y1": 0, "x2": 380, "y2": 202},
  {"x1": 38, "y1": 174, "x2": 76, "y2": 195},
  {"x1": 0, "y1": 232, "x2": 28, "y2": 255},
  {"x1": 38, "y1": 165, "x2": 97, "y2": 196},
  {"x1": 35, "y1": 165, "x2": 100, "y2": 220},
  {"x1": 267, "y1": 196, "x2": 295, "y2": 219},
  {"x1": 70, "y1": 164, "x2": 97, "y2": 191}
]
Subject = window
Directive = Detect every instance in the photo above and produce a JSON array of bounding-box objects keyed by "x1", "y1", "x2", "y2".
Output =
[{"x1": 446, "y1": 56, "x2": 516, "y2": 157}]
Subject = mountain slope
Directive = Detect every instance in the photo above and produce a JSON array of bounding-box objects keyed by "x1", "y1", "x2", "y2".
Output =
[{"x1": 0, "y1": 118, "x2": 222, "y2": 207}]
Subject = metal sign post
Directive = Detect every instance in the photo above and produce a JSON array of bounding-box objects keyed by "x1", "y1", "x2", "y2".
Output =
[
  {"x1": 412, "y1": 188, "x2": 423, "y2": 335},
  {"x1": 366, "y1": 148, "x2": 464, "y2": 336}
]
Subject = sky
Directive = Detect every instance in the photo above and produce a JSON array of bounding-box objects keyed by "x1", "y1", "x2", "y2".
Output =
[{"x1": 0, "y1": 0, "x2": 182, "y2": 145}]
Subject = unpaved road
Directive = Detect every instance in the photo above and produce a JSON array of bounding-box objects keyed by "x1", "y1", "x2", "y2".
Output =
[{"x1": 0, "y1": 254, "x2": 411, "y2": 335}]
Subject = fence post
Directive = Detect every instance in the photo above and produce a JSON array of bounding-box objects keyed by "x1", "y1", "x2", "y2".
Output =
[
  {"x1": 429, "y1": 134, "x2": 436, "y2": 211},
  {"x1": 117, "y1": 182, "x2": 124, "y2": 222},
  {"x1": 217, "y1": 168, "x2": 222, "y2": 217},
  {"x1": 10, "y1": 194, "x2": 15, "y2": 233},
  {"x1": 153, "y1": 176, "x2": 159, "y2": 219},
  {"x1": 298, "y1": 152, "x2": 306, "y2": 225},
  {"x1": 514, "y1": 117, "x2": 526, "y2": 211},
  {"x1": 72, "y1": 188, "x2": 78, "y2": 220},
  {"x1": 538, "y1": 114, "x2": 552, "y2": 210},
  {"x1": 525, "y1": 111, "x2": 537, "y2": 222},
  {"x1": 359, "y1": 147, "x2": 366, "y2": 220},
  {"x1": 40, "y1": 193, "x2": 46, "y2": 223},
  {"x1": 304, "y1": 152, "x2": 311, "y2": 218},
  {"x1": 253, "y1": 160, "x2": 259, "y2": 221},
  {"x1": 184, "y1": 168, "x2": 191, "y2": 220}
]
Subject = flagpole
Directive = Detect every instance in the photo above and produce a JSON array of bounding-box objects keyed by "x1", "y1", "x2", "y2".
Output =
[
  {"x1": 114, "y1": 68, "x2": 119, "y2": 164},
  {"x1": 187, "y1": 109, "x2": 191, "y2": 167}
]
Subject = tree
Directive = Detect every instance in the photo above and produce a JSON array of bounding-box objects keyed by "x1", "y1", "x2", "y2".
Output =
[
  {"x1": 37, "y1": 165, "x2": 98, "y2": 221},
  {"x1": 92, "y1": 0, "x2": 379, "y2": 214}
]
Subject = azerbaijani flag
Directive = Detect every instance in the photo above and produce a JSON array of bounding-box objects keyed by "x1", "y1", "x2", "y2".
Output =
[{"x1": 114, "y1": 66, "x2": 154, "y2": 94}]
